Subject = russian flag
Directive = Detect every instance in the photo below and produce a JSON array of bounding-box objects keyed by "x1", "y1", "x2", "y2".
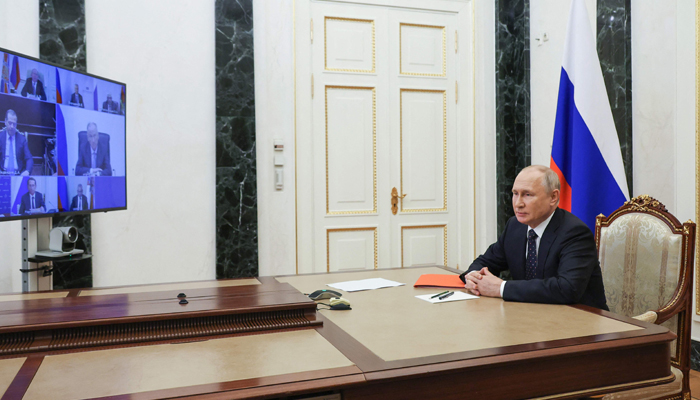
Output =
[
  {"x1": 55, "y1": 106, "x2": 69, "y2": 209},
  {"x1": 55, "y1": 68, "x2": 62, "y2": 104},
  {"x1": 93, "y1": 84, "x2": 98, "y2": 111},
  {"x1": 550, "y1": 0, "x2": 629, "y2": 231},
  {"x1": 10, "y1": 56, "x2": 19, "y2": 90},
  {"x1": 0, "y1": 53, "x2": 8, "y2": 93}
]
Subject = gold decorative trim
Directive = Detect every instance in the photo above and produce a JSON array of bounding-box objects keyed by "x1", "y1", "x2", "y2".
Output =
[
  {"x1": 400, "y1": 224, "x2": 448, "y2": 268},
  {"x1": 325, "y1": 85, "x2": 377, "y2": 215},
  {"x1": 324, "y1": 17, "x2": 376, "y2": 74},
  {"x1": 326, "y1": 227, "x2": 378, "y2": 272},
  {"x1": 399, "y1": 23, "x2": 447, "y2": 77},
  {"x1": 624, "y1": 194, "x2": 668, "y2": 213},
  {"x1": 399, "y1": 89, "x2": 447, "y2": 213}
]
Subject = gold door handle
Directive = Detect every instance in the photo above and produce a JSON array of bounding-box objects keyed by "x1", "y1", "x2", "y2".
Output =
[{"x1": 391, "y1": 187, "x2": 407, "y2": 215}]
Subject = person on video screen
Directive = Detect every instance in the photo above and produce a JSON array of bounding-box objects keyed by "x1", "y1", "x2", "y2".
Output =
[
  {"x1": 75, "y1": 122, "x2": 111, "y2": 176},
  {"x1": 70, "y1": 184, "x2": 88, "y2": 211},
  {"x1": 102, "y1": 94, "x2": 119, "y2": 114},
  {"x1": 0, "y1": 109, "x2": 33, "y2": 176},
  {"x1": 19, "y1": 177, "x2": 45, "y2": 215},
  {"x1": 20, "y1": 69, "x2": 47, "y2": 101},
  {"x1": 70, "y1": 84, "x2": 84, "y2": 108}
]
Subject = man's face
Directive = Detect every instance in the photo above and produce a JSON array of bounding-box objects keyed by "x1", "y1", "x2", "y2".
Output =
[
  {"x1": 27, "y1": 179, "x2": 36, "y2": 195},
  {"x1": 77, "y1": 185, "x2": 83, "y2": 196},
  {"x1": 74, "y1": 85, "x2": 79, "y2": 94},
  {"x1": 5, "y1": 114, "x2": 16, "y2": 136},
  {"x1": 31, "y1": 70, "x2": 38, "y2": 82},
  {"x1": 87, "y1": 127, "x2": 99, "y2": 149},
  {"x1": 107, "y1": 95, "x2": 112, "y2": 103},
  {"x1": 511, "y1": 169, "x2": 559, "y2": 228}
]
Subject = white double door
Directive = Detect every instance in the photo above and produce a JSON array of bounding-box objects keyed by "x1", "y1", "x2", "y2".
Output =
[{"x1": 298, "y1": 1, "x2": 473, "y2": 273}]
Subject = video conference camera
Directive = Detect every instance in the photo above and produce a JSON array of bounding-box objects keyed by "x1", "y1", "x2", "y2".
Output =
[{"x1": 35, "y1": 226, "x2": 84, "y2": 257}]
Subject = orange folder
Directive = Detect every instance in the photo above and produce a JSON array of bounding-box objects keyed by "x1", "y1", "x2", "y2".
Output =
[{"x1": 413, "y1": 274, "x2": 465, "y2": 288}]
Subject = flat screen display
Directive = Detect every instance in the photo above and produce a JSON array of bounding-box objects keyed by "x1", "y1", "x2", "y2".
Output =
[{"x1": 0, "y1": 47, "x2": 126, "y2": 221}]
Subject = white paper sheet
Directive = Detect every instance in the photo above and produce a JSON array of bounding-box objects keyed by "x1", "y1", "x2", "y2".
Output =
[
  {"x1": 327, "y1": 278, "x2": 405, "y2": 292},
  {"x1": 415, "y1": 291, "x2": 479, "y2": 303}
]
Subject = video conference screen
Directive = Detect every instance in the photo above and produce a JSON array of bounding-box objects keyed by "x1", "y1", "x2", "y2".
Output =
[{"x1": 0, "y1": 48, "x2": 126, "y2": 220}]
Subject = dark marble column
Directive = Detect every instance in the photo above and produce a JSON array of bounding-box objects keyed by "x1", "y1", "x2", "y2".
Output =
[
  {"x1": 691, "y1": 340, "x2": 700, "y2": 371},
  {"x1": 495, "y1": 0, "x2": 531, "y2": 234},
  {"x1": 597, "y1": 0, "x2": 632, "y2": 195},
  {"x1": 39, "y1": 0, "x2": 92, "y2": 289},
  {"x1": 215, "y1": 0, "x2": 257, "y2": 278}
]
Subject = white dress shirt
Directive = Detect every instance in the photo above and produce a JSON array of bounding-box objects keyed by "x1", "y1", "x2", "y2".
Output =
[{"x1": 498, "y1": 210, "x2": 556, "y2": 296}]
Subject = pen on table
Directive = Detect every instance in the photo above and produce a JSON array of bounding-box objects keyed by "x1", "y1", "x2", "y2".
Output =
[
  {"x1": 438, "y1": 291, "x2": 454, "y2": 300},
  {"x1": 430, "y1": 290, "x2": 450, "y2": 299}
]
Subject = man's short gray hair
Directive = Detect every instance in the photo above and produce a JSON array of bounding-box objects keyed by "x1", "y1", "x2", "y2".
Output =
[{"x1": 521, "y1": 165, "x2": 560, "y2": 194}]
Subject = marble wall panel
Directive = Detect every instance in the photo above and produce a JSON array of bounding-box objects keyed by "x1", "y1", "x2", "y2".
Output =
[
  {"x1": 40, "y1": 0, "x2": 91, "y2": 290},
  {"x1": 216, "y1": 0, "x2": 257, "y2": 278},
  {"x1": 692, "y1": 339, "x2": 700, "y2": 371},
  {"x1": 597, "y1": 0, "x2": 632, "y2": 195},
  {"x1": 495, "y1": 0, "x2": 531, "y2": 234}
]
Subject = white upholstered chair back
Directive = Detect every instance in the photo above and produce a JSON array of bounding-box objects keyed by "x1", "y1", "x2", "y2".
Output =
[{"x1": 595, "y1": 195, "x2": 695, "y2": 400}]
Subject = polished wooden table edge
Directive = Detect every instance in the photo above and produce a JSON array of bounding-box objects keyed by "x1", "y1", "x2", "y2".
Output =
[
  {"x1": 0, "y1": 277, "x2": 262, "y2": 298},
  {"x1": 0, "y1": 282, "x2": 292, "y2": 311},
  {"x1": 0, "y1": 284, "x2": 316, "y2": 334}
]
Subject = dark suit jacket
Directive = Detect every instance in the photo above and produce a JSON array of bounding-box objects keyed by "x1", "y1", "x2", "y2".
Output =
[
  {"x1": 70, "y1": 93, "x2": 84, "y2": 108},
  {"x1": 75, "y1": 142, "x2": 112, "y2": 176},
  {"x1": 70, "y1": 194, "x2": 88, "y2": 211},
  {"x1": 102, "y1": 100, "x2": 119, "y2": 113},
  {"x1": 460, "y1": 208, "x2": 608, "y2": 310},
  {"x1": 19, "y1": 191, "x2": 44, "y2": 214},
  {"x1": 0, "y1": 130, "x2": 33, "y2": 174},
  {"x1": 20, "y1": 78, "x2": 47, "y2": 101}
]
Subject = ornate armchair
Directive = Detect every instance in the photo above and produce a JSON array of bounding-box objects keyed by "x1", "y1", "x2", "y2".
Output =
[{"x1": 595, "y1": 195, "x2": 696, "y2": 400}]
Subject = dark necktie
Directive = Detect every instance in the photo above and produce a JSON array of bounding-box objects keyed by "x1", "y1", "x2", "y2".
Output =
[
  {"x1": 31, "y1": 195, "x2": 35, "y2": 210},
  {"x1": 526, "y1": 229, "x2": 538, "y2": 280},
  {"x1": 7, "y1": 136, "x2": 15, "y2": 173}
]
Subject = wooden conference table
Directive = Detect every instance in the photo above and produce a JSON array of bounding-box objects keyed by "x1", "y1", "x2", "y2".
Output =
[{"x1": 0, "y1": 266, "x2": 674, "y2": 400}]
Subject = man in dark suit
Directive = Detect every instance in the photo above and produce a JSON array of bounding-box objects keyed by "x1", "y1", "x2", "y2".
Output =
[
  {"x1": 102, "y1": 94, "x2": 119, "y2": 113},
  {"x1": 460, "y1": 165, "x2": 608, "y2": 310},
  {"x1": 0, "y1": 109, "x2": 33, "y2": 176},
  {"x1": 18, "y1": 177, "x2": 45, "y2": 215},
  {"x1": 70, "y1": 184, "x2": 88, "y2": 211},
  {"x1": 70, "y1": 84, "x2": 84, "y2": 108},
  {"x1": 20, "y1": 69, "x2": 47, "y2": 101},
  {"x1": 75, "y1": 122, "x2": 111, "y2": 176}
]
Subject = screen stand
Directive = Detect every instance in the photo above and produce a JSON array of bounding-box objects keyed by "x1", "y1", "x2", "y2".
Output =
[{"x1": 21, "y1": 217, "x2": 53, "y2": 292}]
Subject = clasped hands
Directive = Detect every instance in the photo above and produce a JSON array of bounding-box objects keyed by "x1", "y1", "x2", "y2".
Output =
[{"x1": 464, "y1": 267, "x2": 503, "y2": 298}]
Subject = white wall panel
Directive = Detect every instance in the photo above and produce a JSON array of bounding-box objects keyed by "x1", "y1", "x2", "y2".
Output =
[
  {"x1": 0, "y1": 1, "x2": 40, "y2": 293},
  {"x1": 86, "y1": 1, "x2": 216, "y2": 286}
]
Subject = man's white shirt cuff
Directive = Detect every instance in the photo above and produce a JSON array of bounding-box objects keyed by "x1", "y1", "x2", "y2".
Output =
[{"x1": 500, "y1": 281, "x2": 506, "y2": 298}]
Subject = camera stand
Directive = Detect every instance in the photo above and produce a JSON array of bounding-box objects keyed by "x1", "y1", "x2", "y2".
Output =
[
  {"x1": 21, "y1": 217, "x2": 53, "y2": 292},
  {"x1": 20, "y1": 217, "x2": 92, "y2": 292}
]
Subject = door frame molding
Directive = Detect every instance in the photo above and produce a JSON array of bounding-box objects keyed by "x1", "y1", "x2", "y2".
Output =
[{"x1": 295, "y1": 0, "x2": 475, "y2": 274}]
